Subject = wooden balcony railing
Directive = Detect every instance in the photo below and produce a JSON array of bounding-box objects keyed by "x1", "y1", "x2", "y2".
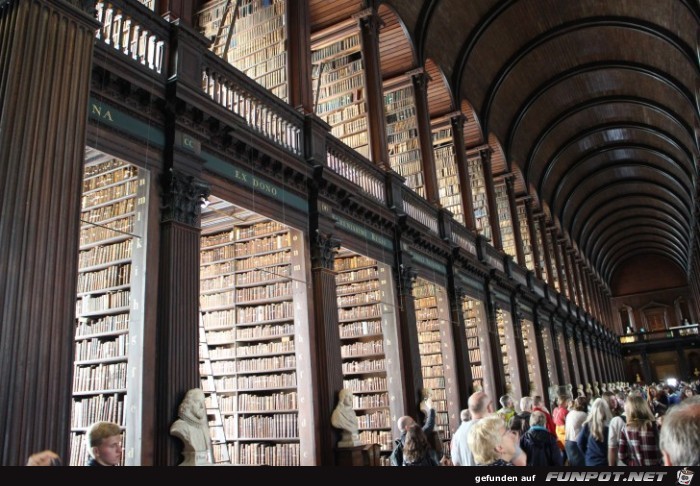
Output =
[
  {"x1": 401, "y1": 188, "x2": 439, "y2": 234},
  {"x1": 325, "y1": 138, "x2": 386, "y2": 204},
  {"x1": 201, "y1": 51, "x2": 303, "y2": 156},
  {"x1": 94, "y1": 0, "x2": 168, "y2": 76},
  {"x1": 450, "y1": 222, "x2": 477, "y2": 256},
  {"x1": 620, "y1": 324, "x2": 699, "y2": 344}
]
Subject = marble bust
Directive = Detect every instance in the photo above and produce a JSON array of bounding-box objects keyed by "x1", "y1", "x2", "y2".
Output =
[
  {"x1": 170, "y1": 388, "x2": 212, "y2": 466},
  {"x1": 331, "y1": 388, "x2": 360, "y2": 448}
]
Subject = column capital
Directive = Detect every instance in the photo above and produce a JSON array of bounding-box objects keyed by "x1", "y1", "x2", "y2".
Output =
[
  {"x1": 160, "y1": 169, "x2": 210, "y2": 226},
  {"x1": 312, "y1": 231, "x2": 341, "y2": 270}
]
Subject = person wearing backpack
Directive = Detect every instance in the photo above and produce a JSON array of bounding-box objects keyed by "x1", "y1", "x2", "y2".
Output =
[{"x1": 519, "y1": 411, "x2": 563, "y2": 466}]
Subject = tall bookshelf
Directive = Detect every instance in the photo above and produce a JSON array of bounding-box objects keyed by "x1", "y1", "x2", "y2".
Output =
[
  {"x1": 384, "y1": 82, "x2": 424, "y2": 196},
  {"x1": 521, "y1": 319, "x2": 543, "y2": 396},
  {"x1": 495, "y1": 181, "x2": 515, "y2": 258},
  {"x1": 71, "y1": 151, "x2": 148, "y2": 466},
  {"x1": 461, "y1": 295, "x2": 492, "y2": 397},
  {"x1": 539, "y1": 322, "x2": 557, "y2": 389},
  {"x1": 433, "y1": 124, "x2": 463, "y2": 223},
  {"x1": 468, "y1": 155, "x2": 491, "y2": 241},
  {"x1": 198, "y1": 197, "x2": 311, "y2": 465},
  {"x1": 516, "y1": 202, "x2": 534, "y2": 271},
  {"x1": 334, "y1": 251, "x2": 402, "y2": 466},
  {"x1": 198, "y1": 0, "x2": 289, "y2": 101},
  {"x1": 544, "y1": 229, "x2": 560, "y2": 292},
  {"x1": 413, "y1": 278, "x2": 457, "y2": 442},
  {"x1": 311, "y1": 30, "x2": 369, "y2": 158},
  {"x1": 495, "y1": 308, "x2": 521, "y2": 399},
  {"x1": 534, "y1": 218, "x2": 548, "y2": 283},
  {"x1": 555, "y1": 241, "x2": 570, "y2": 299}
]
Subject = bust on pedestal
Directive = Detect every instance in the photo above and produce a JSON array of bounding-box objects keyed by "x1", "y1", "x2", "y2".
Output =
[
  {"x1": 170, "y1": 388, "x2": 212, "y2": 466},
  {"x1": 331, "y1": 388, "x2": 361, "y2": 448}
]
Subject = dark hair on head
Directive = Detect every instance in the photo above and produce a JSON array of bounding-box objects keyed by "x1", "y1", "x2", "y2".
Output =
[
  {"x1": 403, "y1": 424, "x2": 430, "y2": 463},
  {"x1": 573, "y1": 396, "x2": 588, "y2": 412}
]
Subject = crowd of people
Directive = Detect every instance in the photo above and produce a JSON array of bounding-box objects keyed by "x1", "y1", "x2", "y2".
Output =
[{"x1": 391, "y1": 379, "x2": 700, "y2": 467}]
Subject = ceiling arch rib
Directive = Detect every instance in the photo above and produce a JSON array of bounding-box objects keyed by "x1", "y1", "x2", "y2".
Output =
[
  {"x1": 510, "y1": 63, "x2": 698, "y2": 163},
  {"x1": 378, "y1": 4, "x2": 418, "y2": 79},
  {"x1": 548, "y1": 153, "x2": 694, "y2": 215},
  {"x1": 592, "y1": 222, "x2": 688, "y2": 267},
  {"x1": 533, "y1": 125, "x2": 695, "y2": 196},
  {"x1": 585, "y1": 211, "x2": 689, "y2": 258},
  {"x1": 560, "y1": 171, "x2": 692, "y2": 232},
  {"x1": 601, "y1": 238, "x2": 687, "y2": 281},
  {"x1": 573, "y1": 195, "x2": 691, "y2": 247},
  {"x1": 598, "y1": 233, "x2": 686, "y2": 273},
  {"x1": 480, "y1": 19, "x2": 698, "y2": 133},
  {"x1": 605, "y1": 246, "x2": 687, "y2": 282},
  {"x1": 522, "y1": 96, "x2": 696, "y2": 187}
]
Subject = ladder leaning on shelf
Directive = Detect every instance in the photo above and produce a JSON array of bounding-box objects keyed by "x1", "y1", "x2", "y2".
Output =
[{"x1": 198, "y1": 312, "x2": 231, "y2": 464}]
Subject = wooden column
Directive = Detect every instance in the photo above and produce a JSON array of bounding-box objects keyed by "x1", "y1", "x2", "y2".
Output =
[
  {"x1": 0, "y1": 0, "x2": 97, "y2": 465},
  {"x1": 355, "y1": 9, "x2": 389, "y2": 167},
  {"x1": 450, "y1": 114, "x2": 476, "y2": 230},
  {"x1": 309, "y1": 232, "x2": 343, "y2": 465},
  {"x1": 532, "y1": 307, "x2": 553, "y2": 396},
  {"x1": 511, "y1": 299, "x2": 531, "y2": 397},
  {"x1": 395, "y1": 261, "x2": 423, "y2": 414},
  {"x1": 563, "y1": 247, "x2": 577, "y2": 306},
  {"x1": 304, "y1": 113, "x2": 343, "y2": 465},
  {"x1": 448, "y1": 280, "x2": 473, "y2": 407},
  {"x1": 287, "y1": 0, "x2": 313, "y2": 112},
  {"x1": 564, "y1": 325, "x2": 580, "y2": 389},
  {"x1": 485, "y1": 279, "x2": 506, "y2": 396},
  {"x1": 525, "y1": 199, "x2": 543, "y2": 280},
  {"x1": 505, "y1": 175, "x2": 525, "y2": 267},
  {"x1": 154, "y1": 169, "x2": 210, "y2": 466},
  {"x1": 543, "y1": 313, "x2": 564, "y2": 387},
  {"x1": 550, "y1": 231, "x2": 566, "y2": 296},
  {"x1": 481, "y1": 148, "x2": 502, "y2": 250},
  {"x1": 410, "y1": 69, "x2": 440, "y2": 206}
]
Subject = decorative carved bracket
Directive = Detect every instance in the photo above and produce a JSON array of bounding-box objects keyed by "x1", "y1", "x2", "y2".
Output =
[{"x1": 399, "y1": 264, "x2": 417, "y2": 294}]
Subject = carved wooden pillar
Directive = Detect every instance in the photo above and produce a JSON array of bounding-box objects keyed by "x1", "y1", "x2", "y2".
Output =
[
  {"x1": 355, "y1": 8, "x2": 389, "y2": 167},
  {"x1": 533, "y1": 310, "x2": 553, "y2": 397},
  {"x1": 511, "y1": 298, "x2": 530, "y2": 396},
  {"x1": 409, "y1": 69, "x2": 440, "y2": 206},
  {"x1": 448, "y1": 281, "x2": 472, "y2": 407},
  {"x1": 450, "y1": 114, "x2": 476, "y2": 230},
  {"x1": 481, "y1": 148, "x2": 502, "y2": 250},
  {"x1": 505, "y1": 175, "x2": 525, "y2": 267},
  {"x1": 287, "y1": 0, "x2": 313, "y2": 112},
  {"x1": 310, "y1": 232, "x2": 343, "y2": 465},
  {"x1": 525, "y1": 199, "x2": 543, "y2": 280},
  {"x1": 485, "y1": 279, "x2": 506, "y2": 396},
  {"x1": 395, "y1": 262, "x2": 423, "y2": 413},
  {"x1": 562, "y1": 246, "x2": 577, "y2": 306},
  {"x1": 564, "y1": 325, "x2": 580, "y2": 389},
  {"x1": 544, "y1": 314, "x2": 564, "y2": 386},
  {"x1": 154, "y1": 169, "x2": 210, "y2": 466},
  {"x1": 0, "y1": 0, "x2": 97, "y2": 465},
  {"x1": 158, "y1": 0, "x2": 193, "y2": 22}
]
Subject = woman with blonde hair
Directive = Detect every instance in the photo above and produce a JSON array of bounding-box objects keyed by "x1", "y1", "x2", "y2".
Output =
[
  {"x1": 576, "y1": 397, "x2": 612, "y2": 466},
  {"x1": 618, "y1": 395, "x2": 661, "y2": 465},
  {"x1": 467, "y1": 416, "x2": 519, "y2": 466}
]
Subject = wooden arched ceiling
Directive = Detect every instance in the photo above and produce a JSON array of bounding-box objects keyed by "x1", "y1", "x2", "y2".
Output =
[
  {"x1": 309, "y1": 0, "x2": 363, "y2": 31},
  {"x1": 378, "y1": 4, "x2": 416, "y2": 79},
  {"x1": 386, "y1": 0, "x2": 700, "y2": 286},
  {"x1": 424, "y1": 58, "x2": 454, "y2": 117}
]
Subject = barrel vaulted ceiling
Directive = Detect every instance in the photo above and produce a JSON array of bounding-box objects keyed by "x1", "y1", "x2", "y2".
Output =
[{"x1": 377, "y1": 0, "x2": 700, "y2": 287}]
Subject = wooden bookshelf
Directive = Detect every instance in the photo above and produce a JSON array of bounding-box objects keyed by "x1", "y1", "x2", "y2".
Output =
[
  {"x1": 384, "y1": 82, "x2": 424, "y2": 197},
  {"x1": 311, "y1": 29, "x2": 369, "y2": 158},
  {"x1": 334, "y1": 251, "x2": 402, "y2": 465},
  {"x1": 198, "y1": 199, "x2": 311, "y2": 465},
  {"x1": 433, "y1": 124, "x2": 463, "y2": 223},
  {"x1": 516, "y1": 202, "x2": 534, "y2": 271},
  {"x1": 71, "y1": 153, "x2": 148, "y2": 466},
  {"x1": 533, "y1": 218, "x2": 548, "y2": 283},
  {"x1": 461, "y1": 295, "x2": 486, "y2": 394},
  {"x1": 495, "y1": 181, "x2": 515, "y2": 258},
  {"x1": 198, "y1": 0, "x2": 289, "y2": 101},
  {"x1": 468, "y1": 155, "x2": 491, "y2": 241},
  {"x1": 412, "y1": 278, "x2": 457, "y2": 441},
  {"x1": 521, "y1": 319, "x2": 544, "y2": 396},
  {"x1": 495, "y1": 308, "x2": 521, "y2": 399},
  {"x1": 544, "y1": 230, "x2": 560, "y2": 292}
]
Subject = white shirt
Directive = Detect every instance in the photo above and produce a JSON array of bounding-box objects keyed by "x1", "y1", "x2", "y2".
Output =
[
  {"x1": 564, "y1": 410, "x2": 587, "y2": 441},
  {"x1": 451, "y1": 419, "x2": 478, "y2": 466}
]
